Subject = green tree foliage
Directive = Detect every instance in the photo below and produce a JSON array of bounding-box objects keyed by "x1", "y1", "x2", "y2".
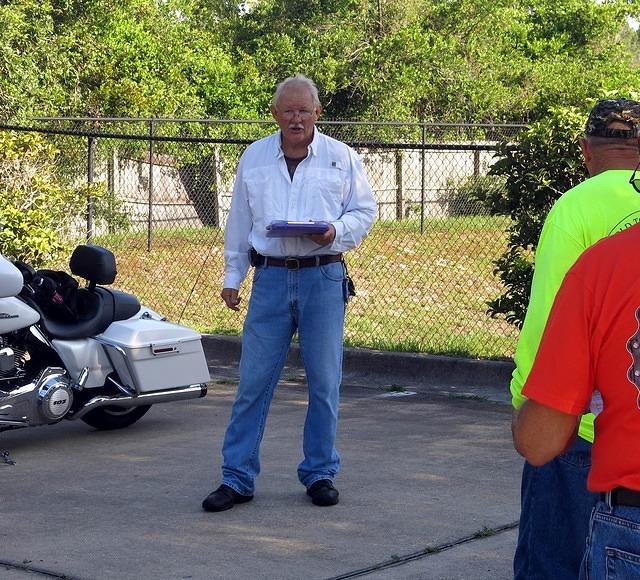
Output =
[
  {"x1": 61, "y1": 0, "x2": 257, "y2": 119},
  {"x1": 1, "y1": 0, "x2": 639, "y2": 123},
  {"x1": 487, "y1": 106, "x2": 587, "y2": 327},
  {"x1": 223, "y1": 0, "x2": 640, "y2": 122},
  {"x1": 0, "y1": 131, "x2": 89, "y2": 265},
  {"x1": 0, "y1": 1, "x2": 69, "y2": 120},
  {"x1": 0, "y1": 0, "x2": 259, "y2": 120}
]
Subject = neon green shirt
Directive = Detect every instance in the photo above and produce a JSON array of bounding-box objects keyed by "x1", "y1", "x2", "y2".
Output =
[{"x1": 511, "y1": 170, "x2": 640, "y2": 442}]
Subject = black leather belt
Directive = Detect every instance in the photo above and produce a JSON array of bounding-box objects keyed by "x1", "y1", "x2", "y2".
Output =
[
  {"x1": 250, "y1": 249, "x2": 342, "y2": 270},
  {"x1": 603, "y1": 487, "x2": 640, "y2": 507}
]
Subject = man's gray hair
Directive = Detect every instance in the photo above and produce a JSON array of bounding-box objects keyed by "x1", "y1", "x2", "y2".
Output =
[{"x1": 272, "y1": 74, "x2": 321, "y2": 109}]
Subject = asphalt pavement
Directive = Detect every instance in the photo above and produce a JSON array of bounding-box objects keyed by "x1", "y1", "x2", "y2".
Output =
[{"x1": 0, "y1": 336, "x2": 521, "y2": 580}]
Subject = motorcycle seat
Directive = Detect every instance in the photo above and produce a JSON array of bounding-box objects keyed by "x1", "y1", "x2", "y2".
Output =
[{"x1": 25, "y1": 287, "x2": 140, "y2": 340}]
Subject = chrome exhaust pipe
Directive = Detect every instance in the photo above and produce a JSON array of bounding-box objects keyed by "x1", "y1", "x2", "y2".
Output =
[{"x1": 70, "y1": 383, "x2": 208, "y2": 421}]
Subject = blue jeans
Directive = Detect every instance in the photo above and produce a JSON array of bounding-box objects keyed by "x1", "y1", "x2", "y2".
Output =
[
  {"x1": 514, "y1": 437, "x2": 599, "y2": 580},
  {"x1": 580, "y1": 500, "x2": 640, "y2": 579},
  {"x1": 221, "y1": 261, "x2": 346, "y2": 495}
]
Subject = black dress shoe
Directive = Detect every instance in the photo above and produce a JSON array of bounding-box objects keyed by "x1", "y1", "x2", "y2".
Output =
[
  {"x1": 202, "y1": 484, "x2": 253, "y2": 512},
  {"x1": 306, "y1": 479, "x2": 339, "y2": 506}
]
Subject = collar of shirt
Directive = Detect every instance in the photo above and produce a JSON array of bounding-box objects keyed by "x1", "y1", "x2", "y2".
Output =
[{"x1": 274, "y1": 127, "x2": 321, "y2": 160}]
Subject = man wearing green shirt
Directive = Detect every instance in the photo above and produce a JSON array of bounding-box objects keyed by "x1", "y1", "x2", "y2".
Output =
[{"x1": 513, "y1": 99, "x2": 640, "y2": 580}]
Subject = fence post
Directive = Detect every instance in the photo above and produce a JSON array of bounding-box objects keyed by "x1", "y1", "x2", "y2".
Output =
[
  {"x1": 87, "y1": 136, "x2": 96, "y2": 243},
  {"x1": 420, "y1": 123, "x2": 426, "y2": 234},
  {"x1": 147, "y1": 120, "x2": 155, "y2": 252},
  {"x1": 474, "y1": 149, "x2": 480, "y2": 178},
  {"x1": 395, "y1": 150, "x2": 404, "y2": 220},
  {"x1": 107, "y1": 148, "x2": 116, "y2": 235},
  {"x1": 212, "y1": 146, "x2": 220, "y2": 227}
]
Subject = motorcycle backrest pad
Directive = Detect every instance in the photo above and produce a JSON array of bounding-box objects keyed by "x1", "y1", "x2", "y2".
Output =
[{"x1": 69, "y1": 245, "x2": 117, "y2": 285}]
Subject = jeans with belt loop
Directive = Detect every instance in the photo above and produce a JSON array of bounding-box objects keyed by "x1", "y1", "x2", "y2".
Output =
[
  {"x1": 220, "y1": 260, "x2": 346, "y2": 495},
  {"x1": 514, "y1": 437, "x2": 599, "y2": 580},
  {"x1": 580, "y1": 498, "x2": 640, "y2": 579}
]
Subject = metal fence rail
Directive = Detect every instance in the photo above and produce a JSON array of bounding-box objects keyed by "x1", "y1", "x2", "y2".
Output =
[{"x1": 0, "y1": 119, "x2": 525, "y2": 359}]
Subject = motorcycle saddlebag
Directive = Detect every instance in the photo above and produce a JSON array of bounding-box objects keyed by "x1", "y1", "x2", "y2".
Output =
[{"x1": 97, "y1": 319, "x2": 210, "y2": 393}]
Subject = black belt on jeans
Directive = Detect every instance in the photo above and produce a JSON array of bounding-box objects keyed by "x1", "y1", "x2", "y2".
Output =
[
  {"x1": 602, "y1": 487, "x2": 640, "y2": 507},
  {"x1": 250, "y1": 249, "x2": 342, "y2": 270}
]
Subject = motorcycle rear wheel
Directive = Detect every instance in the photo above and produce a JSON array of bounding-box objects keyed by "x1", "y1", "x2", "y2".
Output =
[{"x1": 80, "y1": 405, "x2": 152, "y2": 430}]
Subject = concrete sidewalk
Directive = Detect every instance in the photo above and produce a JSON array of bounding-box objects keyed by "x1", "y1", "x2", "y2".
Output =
[{"x1": 0, "y1": 336, "x2": 520, "y2": 580}]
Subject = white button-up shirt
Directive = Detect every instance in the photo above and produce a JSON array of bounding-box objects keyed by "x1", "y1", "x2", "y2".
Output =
[{"x1": 223, "y1": 128, "x2": 377, "y2": 289}]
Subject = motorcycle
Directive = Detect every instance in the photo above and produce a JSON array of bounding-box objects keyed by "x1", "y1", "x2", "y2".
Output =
[{"x1": 0, "y1": 244, "x2": 210, "y2": 445}]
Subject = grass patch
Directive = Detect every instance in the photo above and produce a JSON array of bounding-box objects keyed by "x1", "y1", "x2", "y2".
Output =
[
  {"x1": 213, "y1": 378, "x2": 237, "y2": 385},
  {"x1": 473, "y1": 526, "x2": 495, "y2": 538},
  {"x1": 447, "y1": 393, "x2": 489, "y2": 402},
  {"x1": 79, "y1": 217, "x2": 517, "y2": 360}
]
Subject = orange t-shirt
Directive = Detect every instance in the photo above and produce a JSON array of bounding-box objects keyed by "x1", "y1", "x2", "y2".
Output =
[{"x1": 523, "y1": 222, "x2": 640, "y2": 492}]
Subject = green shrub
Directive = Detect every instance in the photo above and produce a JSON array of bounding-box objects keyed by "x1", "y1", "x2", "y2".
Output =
[
  {"x1": 91, "y1": 187, "x2": 131, "y2": 233},
  {"x1": 0, "y1": 131, "x2": 88, "y2": 266},
  {"x1": 440, "y1": 174, "x2": 508, "y2": 216},
  {"x1": 487, "y1": 106, "x2": 587, "y2": 327}
]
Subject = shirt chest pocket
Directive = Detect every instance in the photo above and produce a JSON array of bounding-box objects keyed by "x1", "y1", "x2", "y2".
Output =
[
  {"x1": 244, "y1": 177, "x2": 284, "y2": 222},
  {"x1": 303, "y1": 172, "x2": 345, "y2": 219}
]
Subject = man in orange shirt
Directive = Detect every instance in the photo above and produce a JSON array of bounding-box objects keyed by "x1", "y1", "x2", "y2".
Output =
[
  {"x1": 511, "y1": 99, "x2": 640, "y2": 579},
  {"x1": 513, "y1": 212, "x2": 640, "y2": 577}
]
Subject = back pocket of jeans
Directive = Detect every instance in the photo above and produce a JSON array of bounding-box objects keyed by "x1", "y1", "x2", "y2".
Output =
[{"x1": 606, "y1": 547, "x2": 640, "y2": 579}]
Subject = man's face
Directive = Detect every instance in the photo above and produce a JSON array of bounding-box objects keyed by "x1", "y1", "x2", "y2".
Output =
[{"x1": 271, "y1": 85, "x2": 321, "y2": 151}]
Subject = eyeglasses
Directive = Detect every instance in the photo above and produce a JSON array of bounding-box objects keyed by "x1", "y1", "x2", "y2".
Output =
[
  {"x1": 630, "y1": 161, "x2": 640, "y2": 194},
  {"x1": 279, "y1": 109, "x2": 314, "y2": 120}
]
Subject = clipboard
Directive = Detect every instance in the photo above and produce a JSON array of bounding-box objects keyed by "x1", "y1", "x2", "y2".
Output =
[{"x1": 266, "y1": 221, "x2": 330, "y2": 238}]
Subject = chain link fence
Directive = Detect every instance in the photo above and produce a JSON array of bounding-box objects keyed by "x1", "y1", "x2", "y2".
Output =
[{"x1": 0, "y1": 118, "x2": 525, "y2": 359}]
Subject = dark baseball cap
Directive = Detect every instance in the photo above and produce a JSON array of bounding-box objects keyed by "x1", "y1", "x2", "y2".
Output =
[{"x1": 585, "y1": 99, "x2": 640, "y2": 138}]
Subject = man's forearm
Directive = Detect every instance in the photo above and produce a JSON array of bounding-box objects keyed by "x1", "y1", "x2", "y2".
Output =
[{"x1": 512, "y1": 401, "x2": 580, "y2": 466}]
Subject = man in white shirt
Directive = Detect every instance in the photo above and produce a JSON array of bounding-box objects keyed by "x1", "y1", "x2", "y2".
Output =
[{"x1": 202, "y1": 74, "x2": 377, "y2": 512}]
